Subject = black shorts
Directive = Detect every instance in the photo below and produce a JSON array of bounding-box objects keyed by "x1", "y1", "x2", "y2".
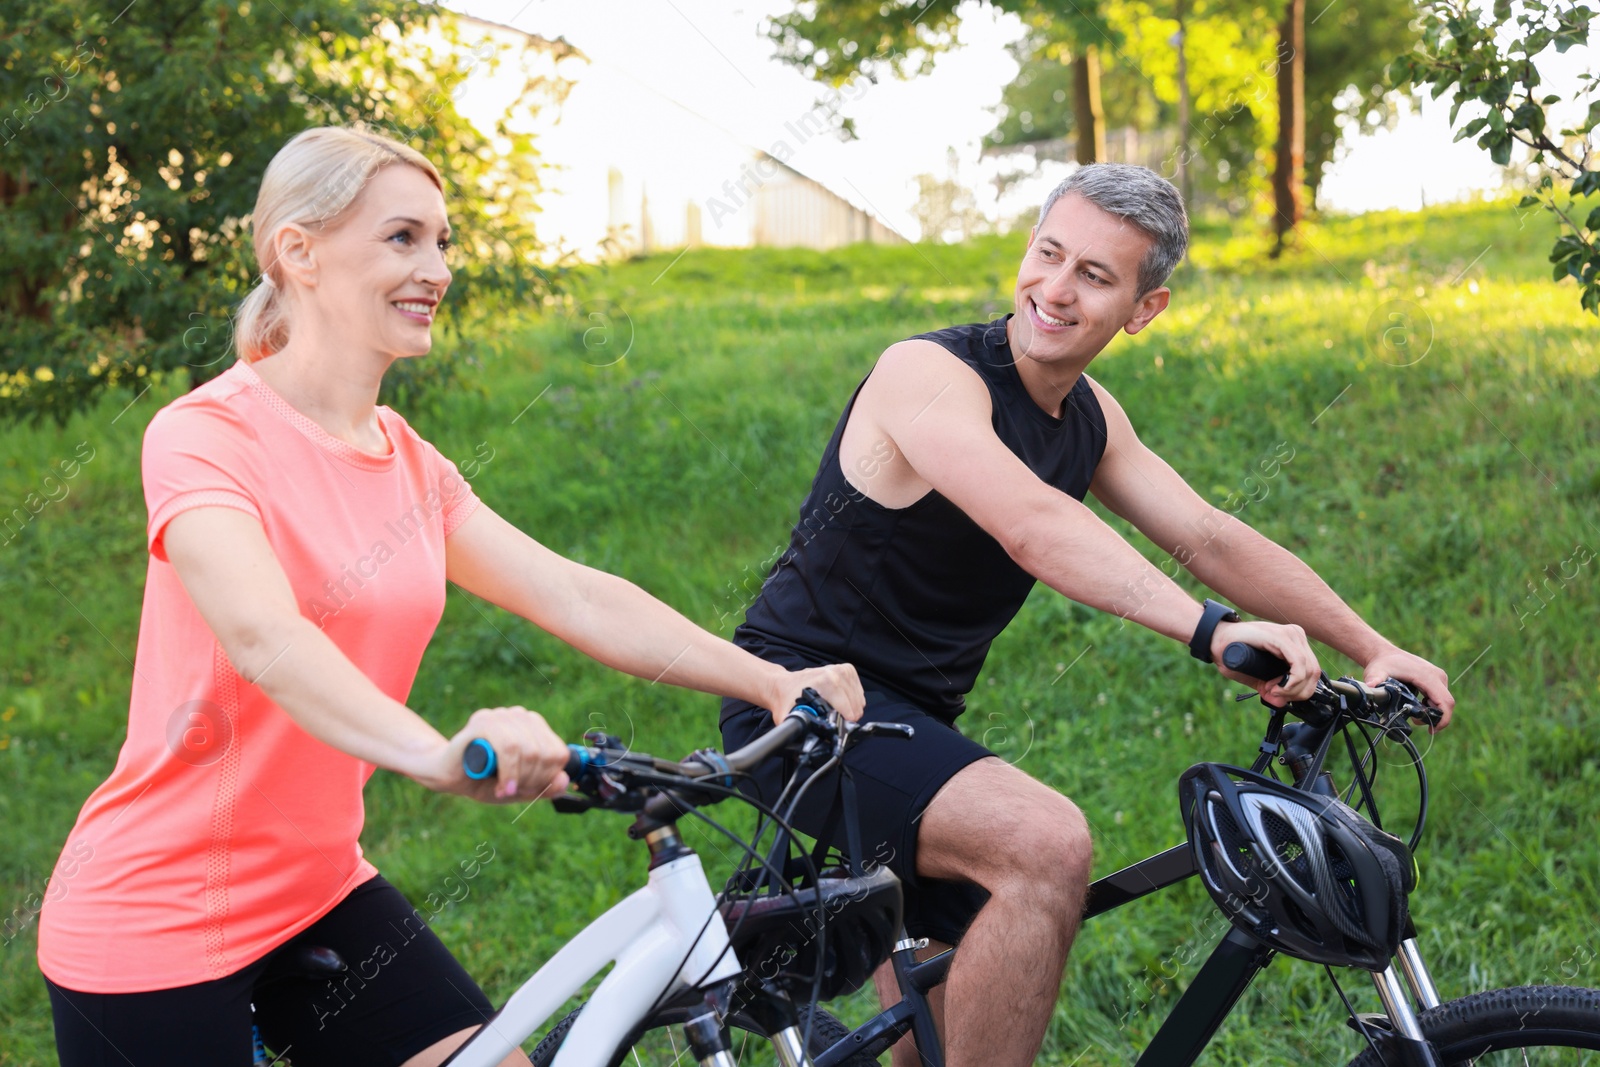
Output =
[
  {"x1": 721, "y1": 689, "x2": 993, "y2": 947},
  {"x1": 45, "y1": 873, "x2": 497, "y2": 1067}
]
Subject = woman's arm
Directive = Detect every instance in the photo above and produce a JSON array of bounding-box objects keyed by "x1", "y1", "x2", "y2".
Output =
[
  {"x1": 443, "y1": 506, "x2": 865, "y2": 722},
  {"x1": 163, "y1": 506, "x2": 571, "y2": 799}
]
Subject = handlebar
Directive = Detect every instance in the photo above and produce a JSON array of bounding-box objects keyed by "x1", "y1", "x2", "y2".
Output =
[
  {"x1": 1221, "y1": 641, "x2": 1289, "y2": 682},
  {"x1": 1224, "y1": 641, "x2": 1440, "y2": 726},
  {"x1": 460, "y1": 693, "x2": 839, "y2": 796},
  {"x1": 463, "y1": 739, "x2": 498, "y2": 780},
  {"x1": 1222, "y1": 642, "x2": 1442, "y2": 851}
]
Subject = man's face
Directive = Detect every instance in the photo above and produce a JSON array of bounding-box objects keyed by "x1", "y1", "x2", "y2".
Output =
[{"x1": 1009, "y1": 193, "x2": 1168, "y2": 370}]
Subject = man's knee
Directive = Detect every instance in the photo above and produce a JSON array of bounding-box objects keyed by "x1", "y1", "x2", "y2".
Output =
[
  {"x1": 916, "y1": 760, "x2": 1092, "y2": 891},
  {"x1": 1027, "y1": 794, "x2": 1093, "y2": 893}
]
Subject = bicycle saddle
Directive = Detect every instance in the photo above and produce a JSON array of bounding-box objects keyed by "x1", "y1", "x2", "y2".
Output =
[{"x1": 258, "y1": 943, "x2": 349, "y2": 985}]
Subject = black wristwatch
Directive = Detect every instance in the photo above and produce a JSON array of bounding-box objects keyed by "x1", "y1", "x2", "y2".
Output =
[{"x1": 1188, "y1": 598, "x2": 1240, "y2": 664}]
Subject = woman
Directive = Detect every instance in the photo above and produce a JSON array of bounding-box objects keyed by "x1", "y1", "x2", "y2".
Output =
[{"x1": 36, "y1": 126, "x2": 864, "y2": 1067}]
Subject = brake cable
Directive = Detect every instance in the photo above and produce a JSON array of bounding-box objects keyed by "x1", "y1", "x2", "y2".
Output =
[{"x1": 619, "y1": 770, "x2": 826, "y2": 1024}]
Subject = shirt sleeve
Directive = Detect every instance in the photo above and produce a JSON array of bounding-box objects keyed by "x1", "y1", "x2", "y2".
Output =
[
  {"x1": 143, "y1": 402, "x2": 265, "y2": 562},
  {"x1": 429, "y1": 441, "x2": 482, "y2": 538}
]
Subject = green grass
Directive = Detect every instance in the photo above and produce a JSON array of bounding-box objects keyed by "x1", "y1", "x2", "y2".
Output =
[{"x1": 2, "y1": 196, "x2": 1598, "y2": 1065}]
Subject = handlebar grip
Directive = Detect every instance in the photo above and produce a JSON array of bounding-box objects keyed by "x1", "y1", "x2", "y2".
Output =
[
  {"x1": 565, "y1": 745, "x2": 593, "y2": 779},
  {"x1": 1221, "y1": 642, "x2": 1290, "y2": 682},
  {"x1": 467, "y1": 740, "x2": 594, "y2": 783},
  {"x1": 463, "y1": 738, "x2": 496, "y2": 780}
]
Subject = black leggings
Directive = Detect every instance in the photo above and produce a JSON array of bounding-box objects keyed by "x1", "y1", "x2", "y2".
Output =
[{"x1": 46, "y1": 874, "x2": 500, "y2": 1067}]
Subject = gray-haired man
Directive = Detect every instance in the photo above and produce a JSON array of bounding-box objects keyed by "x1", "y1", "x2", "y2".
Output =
[{"x1": 721, "y1": 163, "x2": 1455, "y2": 1067}]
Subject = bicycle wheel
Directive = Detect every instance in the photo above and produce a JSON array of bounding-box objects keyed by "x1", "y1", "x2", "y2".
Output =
[
  {"x1": 529, "y1": 1000, "x2": 878, "y2": 1067},
  {"x1": 1346, "y1": 985, "x2": 1600, "y2": 1065}
]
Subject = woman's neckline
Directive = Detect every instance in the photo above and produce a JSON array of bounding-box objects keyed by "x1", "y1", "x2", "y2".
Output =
[{"x1": 232, "y1": 359, "x2": 398, "y2": 470}]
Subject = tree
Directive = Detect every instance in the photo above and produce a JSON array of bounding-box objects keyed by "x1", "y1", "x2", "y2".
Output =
[
  {"x1": 1073, "y1": 46, "x2": 1109, "y2": 163},
  {"x1": 767, "y1": 0, "x2": 1117, "y2": 163},
  {"x1": 1391, "y1": 0, "x2": 1597, "y2": 313},
  {"x1": 985, "y1": 29, "x2": 1167, "y2": 160},
  {"x1": 1303, "y1": 0, "x2": 1421, "y2": 208},
  {"x1": 911, "y1": 147, "x2": 990, "y2": 241},
  {"x1": 1272, "y1": 0, "x2": 1306, "y2": 254},
  {"x1": 986, "y1": 0, "x2": 1419, "y2": 223},
  {"x1": 0, "y1": 0, "x2": 572, "y2": 424},
  {"x1": 1174, "y1": 0, "x2": 1193, "y2": 204},
  {"x1": 989, "y1": 8, "x2": 1286, "y2": 211}
]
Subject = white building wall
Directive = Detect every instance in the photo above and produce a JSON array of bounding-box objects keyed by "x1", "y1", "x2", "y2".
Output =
[{"x1": 439, "y1": 18, "x2": 902, "y2": 259}]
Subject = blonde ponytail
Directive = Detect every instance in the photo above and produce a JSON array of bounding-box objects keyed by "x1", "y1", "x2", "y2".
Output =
[
  {"x1": 233, "y1": 280, "x2": 290, "y2": 364},
  {"x1": 232, "y1": 125, "x2": 444, "y2": 362}
]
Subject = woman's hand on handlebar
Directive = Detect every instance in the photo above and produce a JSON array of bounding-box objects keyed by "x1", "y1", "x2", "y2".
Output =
[
  {"x1": 425, "y1": 706, "x2": 571, "y2": 803},
  {"x1": 1213, "y1": 619, "x2": 1320, "y2": 704},
  {"x1": 764, "y1": 662, "x2": 866, "y2": 724}
]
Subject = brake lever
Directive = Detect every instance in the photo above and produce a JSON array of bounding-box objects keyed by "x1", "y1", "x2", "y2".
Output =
[
  {"x1": 855, "y1": 722, "x2": 915, "y2": 740},
  {"x1": 835, "y1": 721, "x2": 915, "y2": 759},
  {"x1": 1375, "y1": 679, "x2": 1441, "y2": 728}
]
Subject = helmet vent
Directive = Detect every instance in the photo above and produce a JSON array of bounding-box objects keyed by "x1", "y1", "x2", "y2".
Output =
[
  {"x1": 1210, "y1": 801, "x2": 1254, "y2": 860},
  {"x1": 1326, "y1": 840, "x2": 1360, "y2": 911},
  {"x1": 1261, "y1": 810, "x2": 1311, "y2": 882},
  {"x1": 1282, "y1": 893, "x2": 1317, "y2": 940}
]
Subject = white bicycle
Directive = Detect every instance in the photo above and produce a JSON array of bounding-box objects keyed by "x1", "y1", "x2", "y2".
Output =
[{"x1": 251, "y1": 696, "x2": 907, "y2": 1067}]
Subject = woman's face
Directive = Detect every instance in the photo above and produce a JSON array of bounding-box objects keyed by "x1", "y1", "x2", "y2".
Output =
[{"x1": 302, "y1": 162, "x2": 453, "y2": 362}]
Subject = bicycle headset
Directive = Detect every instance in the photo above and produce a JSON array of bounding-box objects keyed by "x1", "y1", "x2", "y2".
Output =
[{"x1": 1179, "y1": 762, "x2": 1416, "y2": 971}]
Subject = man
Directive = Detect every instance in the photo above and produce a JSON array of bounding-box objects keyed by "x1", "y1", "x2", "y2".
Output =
[{"x1": 719, "y1": 163, "x2": 1456, "y2": 1067}]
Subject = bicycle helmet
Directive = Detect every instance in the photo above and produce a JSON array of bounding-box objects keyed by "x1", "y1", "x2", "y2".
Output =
[
  {"x1": 1179, "y1": 762, "x2": 1415, "y2": 971},
  {"x1": 719, "y1": 865, "x2": 902, "y2": 1000}
]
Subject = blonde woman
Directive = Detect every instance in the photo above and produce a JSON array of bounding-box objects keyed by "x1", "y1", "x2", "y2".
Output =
[{"x1": 36, "y1": 126, "x2": 864, "y2": 1067}]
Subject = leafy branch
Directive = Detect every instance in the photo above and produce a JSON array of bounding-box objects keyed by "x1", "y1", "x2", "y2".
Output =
[{"x1": 1392, "y1": 0, "x2": 1599, "y2": 313}]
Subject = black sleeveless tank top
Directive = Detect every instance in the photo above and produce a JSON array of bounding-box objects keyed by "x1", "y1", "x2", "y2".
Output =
[{"x1": 732, "y1": 317, "x2": 1108, "y2": 723}]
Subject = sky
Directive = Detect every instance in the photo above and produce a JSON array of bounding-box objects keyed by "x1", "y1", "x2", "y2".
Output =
[{"x1": 439, "y1": 0, "x2": 1591, "y2": 237}]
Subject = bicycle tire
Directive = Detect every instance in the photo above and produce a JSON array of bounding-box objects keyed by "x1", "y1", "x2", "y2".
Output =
[
  {"x1": 528, "y1": 1000, "x2": 878, "y2": 1067},
  {"x1": 1346, "y1": 984, "x2": 1600, "y2": 1065}
]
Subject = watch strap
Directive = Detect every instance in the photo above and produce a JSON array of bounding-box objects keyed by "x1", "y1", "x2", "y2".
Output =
[{"x1": 1189, "y1": 599, "x2": 1240, "y2": 664}]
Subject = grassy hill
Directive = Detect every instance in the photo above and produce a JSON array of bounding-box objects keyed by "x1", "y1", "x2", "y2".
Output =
[{"x1": 2, "y1": 198, "x2": 1597, "y2": 1064}]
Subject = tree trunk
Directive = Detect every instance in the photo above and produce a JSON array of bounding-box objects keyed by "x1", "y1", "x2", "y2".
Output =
[
  {"x1": 1271, "y1": 0, "x2": 1305, "y2": 257},
  {"x1": 1072, "y1": 47, "x2": 1107, "y2": 165},
  {"x1": 1174, "y1": 0, "x2": 1193, "y2": 206},
  {"x1": 0, "y1": 166, "x2": 51, "y2": 321}
]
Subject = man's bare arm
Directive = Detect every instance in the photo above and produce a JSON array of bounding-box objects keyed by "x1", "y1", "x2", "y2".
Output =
[
  {"x1": 1085, "y1": 377, "x2": 1455, "y2": 722},
  {"x1": 854, "y1": 340, "x2": 1321, "y2": 701}
]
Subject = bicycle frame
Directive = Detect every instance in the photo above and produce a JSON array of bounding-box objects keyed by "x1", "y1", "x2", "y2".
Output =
[
  {"x1": 815, "y1": 680, "x2": 1455, "y2": 1067},
  {"x1": 1086, "y1": 845, "x2": 1443, "y2": 1067},
  {"x1": 816, "y1": 842, "x2": 1445, "y2": 1067},
  {"x1": 441, "y1": 849, "x2": 743, "y2": 1067}
]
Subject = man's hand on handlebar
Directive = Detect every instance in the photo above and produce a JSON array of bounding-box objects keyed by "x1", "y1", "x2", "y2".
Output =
[
  {"x1": 428, "y1": 706, "x2": 571, "y2": 803},
  {"x1": 1212, "y1": 619, "x2": 1320, "y2": 704},
  {"x1": 764, "y1": 662, "x2": 866, "y2": 725},
  {"x1": 1361, "y1": 644, "x2": 1455, "y2": 731}
]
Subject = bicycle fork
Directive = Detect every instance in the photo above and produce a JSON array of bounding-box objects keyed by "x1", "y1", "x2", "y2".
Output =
[
  {"x1": 678, "y1": 983, "x2": 814, "y2": 1067},
  {"x1": 1364, "y1": 934, "x2": 1444, "y2": 1067}
]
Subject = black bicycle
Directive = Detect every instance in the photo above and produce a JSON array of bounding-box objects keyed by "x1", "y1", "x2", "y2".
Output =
[{"x1": 541, "y1": 644, "x2": 1600, "y2": 1066}]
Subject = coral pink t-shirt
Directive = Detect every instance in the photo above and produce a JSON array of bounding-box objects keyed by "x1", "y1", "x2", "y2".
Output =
[{"x1": 38, "y1": 359, "x2": 480, "y2": 993}]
